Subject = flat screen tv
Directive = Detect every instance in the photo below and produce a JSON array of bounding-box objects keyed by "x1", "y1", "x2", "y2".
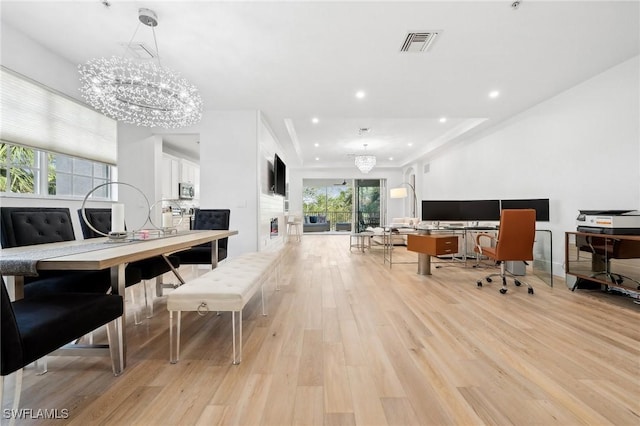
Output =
[
  {"x1": 501, "y1": 198, "x2": 550, "y2": 221},
  {"x1": 273, "y1": 153, "x2": 286, "y2": 196}
]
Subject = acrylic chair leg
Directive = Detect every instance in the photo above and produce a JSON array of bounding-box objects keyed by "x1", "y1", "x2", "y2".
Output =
[
  {"x1": 129, "y1": 286, "x2": 142, "y2": 325},
  {"x1": 35, "y1": 358, "x2": 47, "y2": 375},
  {"x1": 9, "y1": 369, "x2": 23, "y2": 426},
  {"x1": 106, "y1": 316, "x2": 124, "y2": 376},
  {"x1": 144, "y1": 281, "x2": 154, "y2": 319}
]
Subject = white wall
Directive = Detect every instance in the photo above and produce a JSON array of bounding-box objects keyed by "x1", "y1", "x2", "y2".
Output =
[
  {"x1": 196, "y1": 110, "x2": 259, "y2": 256},
  {"x1": 257, "y1": 113, "x2": 286, "y2": 250},
  {"x1": 423, "y1": 56, "x2": 640, "y2": 276}
]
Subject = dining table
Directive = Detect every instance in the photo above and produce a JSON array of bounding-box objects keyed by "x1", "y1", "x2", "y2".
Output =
[{"x1": 0, "y1": 229, "x2": 238, "y2": 374}]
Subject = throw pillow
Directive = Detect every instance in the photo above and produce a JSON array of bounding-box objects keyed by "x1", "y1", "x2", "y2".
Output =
[
  {"x1": 309, "y1": 216, "x2": 318, "y2": 224},
  {"x1": 318, "y1": 215, "x2": 326, "y2": 223}
]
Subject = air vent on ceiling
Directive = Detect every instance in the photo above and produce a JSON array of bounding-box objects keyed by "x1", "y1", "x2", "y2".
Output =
[
  {"x1": 400, "y1": 31, "x2": 440, "y2": 52},
  {"x1": 125, "y1": 42, "x2": 156, "y2": 59}
]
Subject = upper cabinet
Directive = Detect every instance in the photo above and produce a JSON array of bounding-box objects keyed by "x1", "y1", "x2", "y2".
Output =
[
  {"x1": 162, "y1": 154, "x2": 200, "y2": 201},
  {"x1": 161, "y1": 153, "x2": 180, "y2": 200},
  {"x1": 180, "y1": 159, "x2": 198, "y2": 184}
]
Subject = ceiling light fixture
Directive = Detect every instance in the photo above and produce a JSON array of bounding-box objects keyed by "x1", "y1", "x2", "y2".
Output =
[
  {"x1": 355, "y1": 90, "x2": 366, "y2": 99},
  {"x1": 439, "y1": 117, "x2": 447, "y2": 123},
  {"x1": 489, "y1": 90, "x2": 500, "y2": 99},
  {"x1": 78, "y1": 8, "x2": 203, "y2": 129},
  {"x1": 354, "y1": 130, "x2": 376, "y2": 174},
  {"x1": 312, "y1": 117, "x2": 319, "y2": 124}
]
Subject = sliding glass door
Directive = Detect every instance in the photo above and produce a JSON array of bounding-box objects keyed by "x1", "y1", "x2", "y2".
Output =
[{"x1": 354, "y1": 179, "x2": 386, "y2": 232}]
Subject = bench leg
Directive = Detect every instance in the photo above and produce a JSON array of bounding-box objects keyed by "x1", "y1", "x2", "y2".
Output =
[
  {"x1": 232, "y1": 310, "x2": 242, "y2": 365},
  {"x1": 169, "y1": 310, "x2": 181, "y2": 364}
]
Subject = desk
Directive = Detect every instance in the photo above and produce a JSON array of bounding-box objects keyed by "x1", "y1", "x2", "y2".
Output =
[
  {"x1": 566, "y1": 231, "x2": 640, "y2": 300},
  {"x1": 0, "y1": 229, "x2": 237, "y2": 373},
  {"x1": 407, "y1": 234, "x2": 459, "y2": 275}
]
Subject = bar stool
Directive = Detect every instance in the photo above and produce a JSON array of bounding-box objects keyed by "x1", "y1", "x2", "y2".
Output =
[{"x1": 287, "y1": 215, "x2": 302, "y2": 242}]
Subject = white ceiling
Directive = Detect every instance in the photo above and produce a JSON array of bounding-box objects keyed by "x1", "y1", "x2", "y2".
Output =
[{"x1": 1, "y1": 1, "x2": 638, "y2": 170}]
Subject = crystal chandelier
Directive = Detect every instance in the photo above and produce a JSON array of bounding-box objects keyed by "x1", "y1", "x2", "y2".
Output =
[
  {"x1": 355, "y1": 143, "x2": 376, "y2": 173},
  {"x1": 78, "y1": 9, "x2": 203, "y2": 129}
]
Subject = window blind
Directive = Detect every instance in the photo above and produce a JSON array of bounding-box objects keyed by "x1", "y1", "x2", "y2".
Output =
[{"x1": 0, "y1": 67, "x2": 117, "y2": 165}]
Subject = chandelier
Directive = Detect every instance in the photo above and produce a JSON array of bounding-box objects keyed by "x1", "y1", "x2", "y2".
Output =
[
  {"x1": 78, "y1": 9, "x2": 203, "y2": 129},
  {"x1": 355, "y1": 143, "x2": 376, "y2": 173}
]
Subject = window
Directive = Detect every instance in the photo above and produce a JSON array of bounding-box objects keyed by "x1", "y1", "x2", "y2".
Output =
[
  {"x1": 302, "y1": 181, "x2": 353, "y2": 230},
  {"x1": 0, "y1": 142, "x2": 112, "y2": 199}
]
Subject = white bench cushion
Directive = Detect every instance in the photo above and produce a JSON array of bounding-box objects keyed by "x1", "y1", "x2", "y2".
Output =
[{"x1": 166, "y1": 250, "x2": 280, "y2": 312}]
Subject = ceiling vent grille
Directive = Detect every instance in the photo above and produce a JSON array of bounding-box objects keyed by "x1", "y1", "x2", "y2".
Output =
[{"x1": 400, "y1": 32, "x2": 440, "y2": 52}]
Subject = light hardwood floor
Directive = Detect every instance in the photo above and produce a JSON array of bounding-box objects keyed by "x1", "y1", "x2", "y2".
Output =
[{"x1": 4, "y1": 235, "x2": 640, "y2": 425}]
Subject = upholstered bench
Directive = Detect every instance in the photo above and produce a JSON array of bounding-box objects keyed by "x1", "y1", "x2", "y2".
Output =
[{"x1": 166, "y1": 248, "x2": 282, "y2": 365}]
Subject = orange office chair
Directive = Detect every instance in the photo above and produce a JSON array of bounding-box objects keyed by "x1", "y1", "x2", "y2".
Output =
[{"x1": 474, "y1": 209, "x2": 536, "y2": 294}]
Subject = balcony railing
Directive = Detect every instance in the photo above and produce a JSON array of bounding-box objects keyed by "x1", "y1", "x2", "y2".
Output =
[{"x1": 302, "y1": 211, "x2": 380, "y2": 231}]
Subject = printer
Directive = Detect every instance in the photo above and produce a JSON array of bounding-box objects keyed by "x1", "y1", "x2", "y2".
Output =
[{"x1": 576, "y1": 210, "x2": 640, "y2": 235}]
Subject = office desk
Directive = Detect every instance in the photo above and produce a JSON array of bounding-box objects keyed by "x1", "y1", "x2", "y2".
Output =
[
  {"x1": 565, "y1": 231, "x2": 640, "y2": 300},
  {"x1": 407, "y1": 234, "x2": 459, "y2": 275},
  {"x1": 0, "y1": 229, "x2": 237, "y2": 373}
]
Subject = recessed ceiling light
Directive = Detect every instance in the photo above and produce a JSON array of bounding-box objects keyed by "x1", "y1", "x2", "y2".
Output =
[
  {"x1": 408, "y1": 143, "x2": 413, "y2": 147},
  {"x1": 439, "y1": 117, "x2": 447, "y2": 123},
  {"x1": 355, "y1": 90, "x2": 366, "y2": 99},
  {"x1": 315, "y1": 157, "x2": 320, "y2": 161},
  {"x1": 311, "y1": 117, "x2": 319, "y2": 124},
  {"x1": 389, "y1": 157, "x2": 394, "y2": 161},
  {"x1": 489, "y1": 90, "x2": 500, "y2": 99},
  {"x1": 314, "y1": 143, "x2": 319, "y2": 147}
]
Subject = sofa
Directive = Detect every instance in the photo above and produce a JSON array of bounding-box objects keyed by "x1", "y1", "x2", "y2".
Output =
[
  {"x1": 370, "y1": 217, "x2": 420, "y2": 246},
  {"x1": 303, "y1": 215, "x2": 330, "y2": 232}
]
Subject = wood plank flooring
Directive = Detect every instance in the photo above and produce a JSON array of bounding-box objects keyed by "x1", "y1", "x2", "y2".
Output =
[{"x1": 3, "y1": 235, "x2": 639, "y2": 425}]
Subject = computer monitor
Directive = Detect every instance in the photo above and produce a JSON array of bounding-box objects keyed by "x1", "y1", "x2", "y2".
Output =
[
  {"x1": 459, "y1": 200, "x2": 501, "y2": 221},
  {"x1": 501, "y1": 198, "x2": 550, "y2": 221},
  {"x1": 421, "y1": 200, "x2": 463, "y2": 221}
]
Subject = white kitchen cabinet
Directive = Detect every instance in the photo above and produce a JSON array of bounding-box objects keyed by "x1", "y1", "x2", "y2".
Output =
[
  {"x1": 162, "y1": 153, "x2": 180, "y2": 200},
  {"x1": 180, "y1": 159, "x2": 200, "y2": 199}
]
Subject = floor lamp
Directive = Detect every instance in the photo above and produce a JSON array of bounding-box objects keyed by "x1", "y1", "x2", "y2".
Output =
[{"x1": 390, "y1": 182, "x2": 417, "y2": 218}]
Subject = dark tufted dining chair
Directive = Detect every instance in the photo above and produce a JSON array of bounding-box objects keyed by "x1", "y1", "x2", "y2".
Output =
[
  {"x1": 78, "y1": 208, "x2": 181, "y2": 317},
  {"x1": 175, "y1": 209, "x2": 230, "y2": 265},
  {"x1": 0, "y1": 207, "x2": 140, "y2": 298},
  {"x1": 1, "y1": 279, "x2": 124, "y2": 413}
]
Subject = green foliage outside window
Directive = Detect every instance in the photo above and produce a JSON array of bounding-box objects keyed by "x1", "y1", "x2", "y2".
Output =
[{"x1": 303, "y1": 186, "x2": 352, "y2": 213}]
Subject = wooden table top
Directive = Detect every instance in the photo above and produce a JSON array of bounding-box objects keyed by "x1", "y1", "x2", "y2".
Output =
[{"x1": 1, "y1": 230, "x2": 238, "y2": 272}]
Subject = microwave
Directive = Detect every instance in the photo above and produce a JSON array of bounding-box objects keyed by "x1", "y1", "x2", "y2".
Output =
[{"x1": 178, "y1": 182, "x2": 195, "y2": 199}]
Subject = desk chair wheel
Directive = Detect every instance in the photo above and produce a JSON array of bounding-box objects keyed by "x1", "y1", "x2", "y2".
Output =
[
  {"x1": 476, "y1": 281, "x2": 483, "y2": 287},
  {"x1": 499, "y1": 288, "x2": 508, "y2": 294},
  {"x1": 528, "y1": 288, "x2": 534, "y2": 294},
  {"x1": 514, "y1": 279, "x2": 522, "y2": 287},
  {"x1": 486, "y1": 277, "x2": 493, "y2": 283}
]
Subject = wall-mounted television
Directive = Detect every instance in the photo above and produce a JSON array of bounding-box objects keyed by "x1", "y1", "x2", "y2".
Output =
[
  {"x1": 501, "y1": 198, "x2": 550, "y2": 221},
  {"x1": 273, "y1": 153, "x2": 286, "y2": 196}
]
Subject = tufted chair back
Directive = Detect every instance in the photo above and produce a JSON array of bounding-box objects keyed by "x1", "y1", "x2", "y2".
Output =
[
  {"x1": 0, "y1": 207, "x2": 75, "y2": 248},
  {"x1": 192, "y1": 209, "x2": 231, "y2": 251},
  {"x1": 77, "y1": 208, "x2": 112, "y2": 239}
]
